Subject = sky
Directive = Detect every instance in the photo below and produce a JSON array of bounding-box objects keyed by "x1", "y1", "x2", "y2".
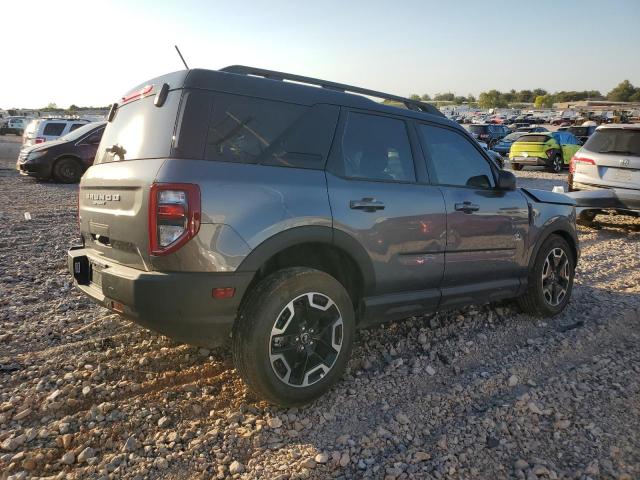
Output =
[{"x1": 2, "y1": 0, "x2": 639, "y2": 109}]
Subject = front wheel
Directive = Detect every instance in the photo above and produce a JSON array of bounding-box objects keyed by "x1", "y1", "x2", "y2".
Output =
[
  {"x1": 53, "y1": 157, "x2": 82, "y2": 183},
  {"x1": 511, "y1": 163, "x2": 523, "y2": 171},
  {"x1": 517, "y1": 235, "x2": 575, "y2": 317},
  {"x1": 232, "y1": 267, "x2": 355, "y2": 406}
]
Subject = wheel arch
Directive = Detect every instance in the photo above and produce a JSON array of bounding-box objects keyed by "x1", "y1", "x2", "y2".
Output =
[
  {"x1": 236, "y1": 226, "x2": 375, "y2": 316},
  {"x1": 528, "y1": 219, "x2": 579, "y2": 270}
]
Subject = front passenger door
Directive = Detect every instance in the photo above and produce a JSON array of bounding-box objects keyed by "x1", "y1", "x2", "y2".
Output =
[{"x1": 416, "y1": 124, "x2": 529, "y2": 308}]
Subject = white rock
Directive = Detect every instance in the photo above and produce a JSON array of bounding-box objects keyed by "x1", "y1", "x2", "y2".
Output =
[
  {"x1": 229, "y1": 460, "x2": 245, "y2": 474},
  {"x1": 425, "y1": 365, "x2": 436, "y2": 376},
  {"x1": 267, "y1": 417, "x2": 283, "y2": 429},
  {"x1": 61, "y1": 452, "x2": 75, "y2": 465}
]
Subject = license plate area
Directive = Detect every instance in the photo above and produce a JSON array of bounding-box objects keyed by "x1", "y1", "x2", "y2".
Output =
[
  {"x1": 90, "y1": 261, "x2": 105, "y2": 287},
  {"x1": 612, "y1": 169, "x2": 633, "y2": 182}
]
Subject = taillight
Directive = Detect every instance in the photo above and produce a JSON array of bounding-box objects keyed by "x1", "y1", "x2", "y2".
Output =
[
  {"x1": 35, "y1": 137, "x2": 45, "y2": 144},
  {"x1": 149, "y1": 183, "x2": 201, "y2": 256},
  {"x1": 569, "y1": 155, "x2": 595, "y2": 173}
]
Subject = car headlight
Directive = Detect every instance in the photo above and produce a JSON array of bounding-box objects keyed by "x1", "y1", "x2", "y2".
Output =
[{"x1": 26, "y1": 150, "x2": 48, "y2": 162}]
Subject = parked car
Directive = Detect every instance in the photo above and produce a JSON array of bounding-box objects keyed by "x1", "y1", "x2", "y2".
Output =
[
  {"x1": 567, "y1": 125, "x2": 597, "y2": 144},
  {"x1": 68, "y1": 66, "x2": 579, "y2": 406},
  {"x1": 510, "y1": 131, "x2": 582, "y2": 173},
  {"x1": 0, "y1": 117, "x2": 32, "y2": 135},
  {"x1": 468, "y1": 124, "x2": 511, "y2": 148},
  {"x1": 516, "y1": 126, "x2": 549, "y2": 133},
  {"x1": 16, "y1": 122, "x2": 105, "y2": 183},
  {"x1": 22, "y1": 118, "x2": 91, "y2": 147},
  {"x1": 492, "y1": 131, "x2": 526, "y2": 156},
  {"x1": 569, "y1": 124, "x2": 640, "y2": 193},
  {"x1": 477, "y1": 140, "x2": 504, "y2": 168}
]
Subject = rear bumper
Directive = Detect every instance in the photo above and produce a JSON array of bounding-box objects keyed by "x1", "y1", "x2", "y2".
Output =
[
  {"x1": 68, "y1": 246, "x2": 254, "y2": 347},
  {"x1": 509, "y1": 156, "x2": 548, "y2": 166}
]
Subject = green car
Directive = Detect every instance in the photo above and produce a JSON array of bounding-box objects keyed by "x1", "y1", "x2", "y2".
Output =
[{"x1": 509, "y1": 131, "x2": 582, "y2": 173}]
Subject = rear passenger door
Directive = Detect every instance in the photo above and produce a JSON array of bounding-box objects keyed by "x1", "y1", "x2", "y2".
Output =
[
  {"x1": 416, "y1": 123, "x2": 529, "y2": 308},
  {"x1": 326, "y1": 110, "x2": 446, "y2": 315}
]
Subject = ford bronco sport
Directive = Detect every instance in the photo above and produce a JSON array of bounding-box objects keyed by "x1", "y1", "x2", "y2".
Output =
[{"x1": 69, "y1": 66, "x2": 579, "y2": 406}]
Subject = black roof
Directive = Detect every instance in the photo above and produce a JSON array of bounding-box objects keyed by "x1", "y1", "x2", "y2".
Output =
[{"x1": 127, "y1": 67, "x2": 456, "y2": 129}]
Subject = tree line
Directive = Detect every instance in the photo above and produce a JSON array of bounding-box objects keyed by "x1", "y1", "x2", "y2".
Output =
[{"x1": 409, "y1": 80, "x2": 640, "y2": 108}]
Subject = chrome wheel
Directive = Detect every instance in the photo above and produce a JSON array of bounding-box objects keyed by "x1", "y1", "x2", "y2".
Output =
[
  {"x1": 552, "y1": 155, "x2": 562, "y2": 173},
  {"x1": 269, "y1": 293, "x2": 343, "y2": 388},
  {"x1": 541, "y1": 248, "x2": 570, "y2": 306}
]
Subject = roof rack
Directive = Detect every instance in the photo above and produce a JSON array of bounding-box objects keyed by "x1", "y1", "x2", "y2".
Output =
[{"x1": 220, "y1": 65, "x2": 443, "y2": 117}]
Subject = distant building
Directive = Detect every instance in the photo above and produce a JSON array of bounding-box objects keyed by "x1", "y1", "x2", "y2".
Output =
[{"x1": 555, "y1": 100, "x2": 640, "y2": 110}]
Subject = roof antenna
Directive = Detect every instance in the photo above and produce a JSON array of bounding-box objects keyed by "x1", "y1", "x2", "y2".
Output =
[{"x1": 174, "y1": 45, "x2": 189, "y2": 70}]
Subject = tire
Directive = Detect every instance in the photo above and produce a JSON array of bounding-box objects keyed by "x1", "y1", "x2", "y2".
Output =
[
  {"x1": 52, "y1": 157, "x2": 82, "y2": 183},
  {"x1": 517, "y1": 235, "x2": 575, "y2": 317},
  {"x1": 232, "y1": 267, "x2": 355, "y2": 406},
  {"x1": 511, "y1": 163, "x2": 523, "y2": 171},
  {"x1": 547, "y1": 154, "x2": 563, "y2": 174}
]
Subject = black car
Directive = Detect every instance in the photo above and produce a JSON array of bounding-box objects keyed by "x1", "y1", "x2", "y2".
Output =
[
  {"x1": 16, "y1": 122, "x2": 106, "y2": 183},
  {"x1": 468, "y1": 124, "x2": 511, "y2": 147}
]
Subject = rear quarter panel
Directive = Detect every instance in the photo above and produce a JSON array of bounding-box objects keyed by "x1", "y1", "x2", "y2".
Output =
[{"x1": 154, "y1": 159, "x2": 332, "y2": 270}]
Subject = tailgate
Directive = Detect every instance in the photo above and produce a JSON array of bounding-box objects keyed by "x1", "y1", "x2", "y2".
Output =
[
  {"x1": 80, "y1": 159, "x2": 166, "y2": 271},
  {"x1": 510, "y1": 142, "x2": 547, "y2": 158}
]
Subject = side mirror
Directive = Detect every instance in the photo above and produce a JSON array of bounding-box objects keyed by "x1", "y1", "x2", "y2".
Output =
[{"x1": 497, "y1": 170, "x2": 516, "y2": 190}]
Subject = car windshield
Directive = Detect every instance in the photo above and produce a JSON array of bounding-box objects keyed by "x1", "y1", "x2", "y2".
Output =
[
  {"x1": 468, "y1": 125, "x2": 487, "y2": 133},
  {"x1": 583, "y1": 129, "x2": 640, "y2": 157},
  {"x1": 503, "y1": 132, "x2": 524, "y2": 142},
  {"x1": 515, "y1": 134, "x2": 550, "y2": 143},
  {"x1": 57, "y1": 122, "x2": 96, "y2": 142}
]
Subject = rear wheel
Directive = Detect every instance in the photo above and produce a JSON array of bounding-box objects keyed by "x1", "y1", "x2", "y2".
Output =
[
  {"x1": 53, "y1": 157, "x2": 82, "y2": 183},
  {"x1": 517, "y1": 235, "x2": 575, "y2": 317},
  {"x1": 232, "y1": 267, "x2": 355, "y2": 406},
  {"x1": 511, "y1": 163, "x2": 523, "y2": 171},
  {"x1": 548, "y1": 154, "x2": 563, "y2": 174}
]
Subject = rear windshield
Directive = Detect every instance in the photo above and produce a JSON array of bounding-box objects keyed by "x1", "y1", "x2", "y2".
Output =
[
  {"x1": 468, "y1": 125, "x2": 488, "y2": 133},
  {"x1": 96, "y1": 90, "x2": 181, "y2": 163},
  {"x1": 583, "y1": 129, "x2": 640, "y2": 157},
  {"x1": 503, "y1": 132, "x2": 524, "y2": 142},
  {"x1": 515, "y1": 134, "x2": 550, "y2": 143}
]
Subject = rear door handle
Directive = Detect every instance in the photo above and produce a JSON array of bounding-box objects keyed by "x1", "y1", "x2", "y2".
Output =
[
  {"x1": 350, "y1": 198, "x2": 385, "y2": 212},
  {"x1": 454, "y1": 201, "x2": 480, "y2": 213}
]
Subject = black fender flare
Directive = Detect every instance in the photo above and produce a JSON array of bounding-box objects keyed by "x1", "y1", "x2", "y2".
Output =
[
  {"x1": 236, "y1": 225, "x2": 376, "y2": 294},
  {"x1": 527, "y1": 217, "x2": 579, "y2": 271}
]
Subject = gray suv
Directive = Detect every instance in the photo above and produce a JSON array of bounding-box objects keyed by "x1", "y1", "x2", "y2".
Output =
[{"x1": 68, "y1": 66, "x2": 579, "y2": 406}]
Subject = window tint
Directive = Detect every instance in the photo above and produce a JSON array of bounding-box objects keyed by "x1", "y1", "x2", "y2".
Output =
[
  {"x1": 418, "y1": 124, "x2": 495, "y2": 188},
  {"x1": 583, "y1": 129, "x2": 640, "y2": 157},
  {"x1": 43, "y1": 123, "x2": 65, "y2": 136},
  {"x1": 96, "y1": 90, "x2": 181, "y2": 163},
  {"x1": 516, "y1": 134, "x2": 550, "y2": 143},
  {"x1": 337, "y1": 112, "x2": 415, "y2": 182},
  {"x1": 468, "y1": 125, "x2": 487, "y2": 134},
  {"x1": 202, "y1": 93, "x2": 338, "y2": 169}
]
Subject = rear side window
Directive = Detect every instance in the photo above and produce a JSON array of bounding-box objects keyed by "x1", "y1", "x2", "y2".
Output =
[
  {"x1": 418, "y1": 124, "x2": 494, "y2": 188},
  {"x1": 69, "y1": 123, "x2": 85, "y2": 132},
  {"x1": 96, "y1": 90, "x2": 181, "y2": 163},
  {"x1": 43, "y1": 123, "x2": 65, "y2": 136},
  {"x1": 202, "y1": 93, "x2": 339, "y2": 169},
  {"x1": 583, "y1": 129, "x2": 640, "y2": 156},
  {"x1": 332, "y1": 112, "x2": 416, "y2": 182}
]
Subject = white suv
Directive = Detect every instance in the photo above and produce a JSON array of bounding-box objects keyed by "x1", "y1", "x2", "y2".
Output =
[{"x1": 23, "y1": 118, "x2": 91, "y2": 147}]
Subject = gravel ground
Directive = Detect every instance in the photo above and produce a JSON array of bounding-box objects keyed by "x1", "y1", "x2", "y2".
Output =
[{"x1": 1, "y1": 135, "x2": 639, "y2": 480}]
